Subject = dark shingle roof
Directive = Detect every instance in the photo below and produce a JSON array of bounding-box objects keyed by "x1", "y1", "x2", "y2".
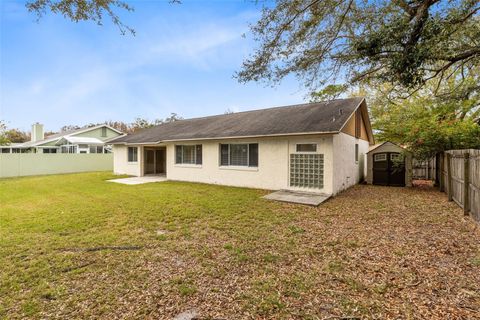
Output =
[{"x1": 111, "y1": 97, "x2": 365, "y2": 144}]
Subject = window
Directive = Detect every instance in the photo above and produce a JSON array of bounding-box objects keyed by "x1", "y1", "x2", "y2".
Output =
[
  {"x1": 219, "y1": 143, "x2": 258, "y2": 167},
  {"x1": 101, "y1": 127, "x2": 107, "y2": 137},
  {"x1": 89, "y1": 146, "x2": 104, "y2": 154},
  {"x1": 390, "y1": 153, "x2": 401, "y2": 161},
  {"x1": 42, "y1": 148, "x2": 57, "y2": 154},
  {"x1": 296, "y1": 144, "x2": 317, "y2": 152},
  {"x1": 128, "y1": 147, "x2": 138, "y2": 162},
  {"x1": 355, "y1": 144, "x2": 359, "y2": 162},
  {"x1": 61, "y1": 145, "x2": 77, "y2": 154},
  {"x1": 290, "y1": 153, "x2": 324, "y2": 189},
  {"x1": 374, "y1": 153, "x2": 387, "y2": 162},
  {"x1": 1, "y1": 148, "x2": 10, "y2": 153},
  {"x1": 175, "y1": 145, "x2": 202, "y2": 165}
]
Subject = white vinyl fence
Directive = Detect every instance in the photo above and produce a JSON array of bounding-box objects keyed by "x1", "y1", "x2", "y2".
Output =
[{"x1": 0, "y1": 154, "x2": 113, "y2": 178}]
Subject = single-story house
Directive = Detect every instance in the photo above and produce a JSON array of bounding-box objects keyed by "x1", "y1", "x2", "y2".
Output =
[
  {"x1": 110, "y1": 97, "x2": 374, "y2": 195},
  {"x1": 366, "y1": 141, "x2": 413, "y2": 187},
  {"x1": 0, "y1": 123, "x2": 124, "y2": 154}
]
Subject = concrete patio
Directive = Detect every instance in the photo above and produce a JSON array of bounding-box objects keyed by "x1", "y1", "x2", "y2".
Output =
[
  {"x1": 107, "y1": 176, "x2": 167, "y2": 185},
  {"x1": 263, "y1": 190, "x2": 331, "y2": 206}
]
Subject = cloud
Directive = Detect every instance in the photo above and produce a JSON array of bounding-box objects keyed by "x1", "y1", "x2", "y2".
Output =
[{"x1": 0, "y1": 4, "x2": 306, "y2": 131}]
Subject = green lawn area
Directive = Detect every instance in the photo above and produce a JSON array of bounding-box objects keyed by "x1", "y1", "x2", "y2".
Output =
[{"x1": 1, "y1": 172, "x2": 479, "y2": 319}]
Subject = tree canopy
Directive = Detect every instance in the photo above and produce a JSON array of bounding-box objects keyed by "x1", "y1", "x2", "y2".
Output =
[
  {"x1": 237, "y1": 0, "x2": 480, "y2": 98},
  {"x1": 0, "y1": 121, "x2": 10, "y2": 145},
  {"x1": 26, "y1": 0, "x2": 135, "y2": 35},
  {"x1": 370, "y1": 69, "x2": 480, "y2": 158}
]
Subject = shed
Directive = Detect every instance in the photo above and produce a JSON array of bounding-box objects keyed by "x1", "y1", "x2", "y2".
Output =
[{"x1": 366, "y1": 142, "x2": 412, "y2": 187}]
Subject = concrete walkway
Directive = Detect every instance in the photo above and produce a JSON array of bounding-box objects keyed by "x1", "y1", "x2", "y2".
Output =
[
  {"x1": 107, "y1": 176, "x2": 167, "y2": 185},
  {"x1": 263, "y1": 190, "x2": 330, "y2": 206}
]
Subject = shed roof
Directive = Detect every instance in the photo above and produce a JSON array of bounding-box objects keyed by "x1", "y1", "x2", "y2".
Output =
[
  {"x1": 367, "y1": 141, "x2": 408, "y2": 154},
  {"x1": 111, "y1": 97, "x2": 368, "y2": 144}
]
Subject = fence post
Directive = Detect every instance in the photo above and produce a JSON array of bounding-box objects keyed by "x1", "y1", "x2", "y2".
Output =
[
  {"x1": 439, "y1": 152, "x2": 444, "y2": 192},
  {"x1": 447, "y1": 153, "x2": 453, "y2": 201},
  {"x1": 464, "y1": 152, "x2": 470, "y2": 215}
]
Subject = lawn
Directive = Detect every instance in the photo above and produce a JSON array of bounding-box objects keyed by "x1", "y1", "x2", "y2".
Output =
[{"x1": 1, "y1": 172, "x2": 479, "y2": 319}]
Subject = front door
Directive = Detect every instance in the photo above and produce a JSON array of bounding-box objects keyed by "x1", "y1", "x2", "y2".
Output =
[
  {"x1": 144, "y1": 148, "x2": 166, "y2": 175},
  {"x1": 373, "y1": 152, "x2": 405, "y2": 186}
]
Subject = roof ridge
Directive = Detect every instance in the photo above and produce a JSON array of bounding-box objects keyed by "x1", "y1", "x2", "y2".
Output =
[{"x1": 154, "y1": 97, "x2": 364, "y2": 127}]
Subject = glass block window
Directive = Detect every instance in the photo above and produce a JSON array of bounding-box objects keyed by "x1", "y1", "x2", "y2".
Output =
[{"x1": 289, "y1": 153, "x2": 324, "y2": 189}]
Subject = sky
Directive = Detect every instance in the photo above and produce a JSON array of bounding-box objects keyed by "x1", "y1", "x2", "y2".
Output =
[{"x1": 0, "y1": 0, "x2": 308, "y2": 132}]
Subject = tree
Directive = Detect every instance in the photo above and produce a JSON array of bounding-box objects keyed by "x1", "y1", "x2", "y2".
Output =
[
  {"x1": 130, "y1": 113, "x2": 183, "y2": 132},
  {"x1": 61, "y1": 125, "x2": 81, "y2": 132},
  {"x1": 370, "y1": 71, "x2": 480, "y2": 158},
  {"x1": 5, "y1": 129, "x2": 30, "y2": 143},
  {"x1": 237, "y1": 0, "x2": 480, "y2": 98},
  {"x1": 0, "y1": 121, "x2": 9, "y2": 145},
  {"x1": 26, "y1": 0, "x2": 135, "y2": 35}
]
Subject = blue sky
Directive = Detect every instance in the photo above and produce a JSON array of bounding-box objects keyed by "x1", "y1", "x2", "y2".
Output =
[{"x1": 0, "y1": 0, "x2": 308, "y2": 132}]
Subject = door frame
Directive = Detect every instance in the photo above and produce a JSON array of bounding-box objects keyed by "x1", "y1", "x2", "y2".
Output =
[{"x1": 144, "y1": 147, "x2": 166, "y2": 175}]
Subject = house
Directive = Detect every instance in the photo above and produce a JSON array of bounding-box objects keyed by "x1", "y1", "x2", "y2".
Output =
[
  {"x1": 366, "y1": 141, "x2": 413, "y2": 187},
  {"x1": 0, "y1": 123, "x2": 124, "y2": 154},
  {"x1": 110, "y1": 97, "x2": 374, "y2": 195}
]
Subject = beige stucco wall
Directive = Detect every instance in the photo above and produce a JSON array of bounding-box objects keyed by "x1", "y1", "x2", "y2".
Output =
[
  {"x1": 167, "y1": 135, "x2": 334, "y2": 193},
  {"x1": 332, "y1": 132, "x2": 370, "y2": 194},
  {"x1": 114, "y1": 135, "x2": 335, "y2": 194},
  {"x1": 0, "y1": 154, "x2": 113, "y2": 178},
  {"x1": 113, "y1": 145, "x2": 144, "y2": 176},
  {"x1": 366, "y1": 142, "x2": 412, "y2": 186}
]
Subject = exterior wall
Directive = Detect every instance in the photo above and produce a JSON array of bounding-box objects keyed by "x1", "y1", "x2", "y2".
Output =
[
  {"x1": 73, "y1": 127, "x2": 121, "y2": 141},
  {"x1": 0, "y1": 154, "x2": 113, "y2": 178},
  {"x1": 113, "y1": 135, "x2": 335, "y2": 194},
  {"x1": 166, "y1": 135, "x2": 334, "y2": 193},
  {"x1": 366, "y1": 142, "x2": 413, "y2": 186},
  {"x1": 332, "y1": 132, "x2": 370, "y2": 194},
  {"x1": 113, "y1": 145, "x2": 143, "y2": 176}
]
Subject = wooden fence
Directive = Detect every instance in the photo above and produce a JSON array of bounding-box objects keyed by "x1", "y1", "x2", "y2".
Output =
[
  {"x1": 439, "y1": 149, "x2": 480, "y2": 223},
  {"x1": 412, "y1": 157, "x2": 436, "y2": 180}
]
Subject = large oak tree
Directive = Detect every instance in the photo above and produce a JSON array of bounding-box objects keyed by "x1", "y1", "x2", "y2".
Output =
[{"x1": 237, "y1": 0, "x2": 480, "y2": 97}]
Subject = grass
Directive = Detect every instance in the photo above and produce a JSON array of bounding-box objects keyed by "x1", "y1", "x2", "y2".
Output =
[{"x1": 1, "y1": 172, "x2": 479, "y2": 319}]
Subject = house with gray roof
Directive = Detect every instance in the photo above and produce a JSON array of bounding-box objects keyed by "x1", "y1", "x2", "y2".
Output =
[
  {"x1": 110, "y1": 97, "x2": 374, "y2": 195},
  {"x1": 0, "y1": 123, "x2": 124, "y2": 154}
]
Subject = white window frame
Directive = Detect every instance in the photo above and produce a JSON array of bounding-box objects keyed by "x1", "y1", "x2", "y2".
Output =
[
  {"x1": 374, "y1": 153, "x2": 387, "y2": 162},
  {"x1": 219, "y1": 143, "x2": 258, "y2": 168},
  {"x1": 127, "y1": 147, "x2": 138, "y2": 163},
  {"x1": 355, "y1": 143, "x2": 359, "y2": 163},
  {"x1": 390, "y1": 153, "x2": 401, "y2": 161},
  {"x1": 295, "y1": 143, "x2": 317, "y2": 153},
  {"x1": 175, "y1": 144, "x2": 202, "y2": 166}
]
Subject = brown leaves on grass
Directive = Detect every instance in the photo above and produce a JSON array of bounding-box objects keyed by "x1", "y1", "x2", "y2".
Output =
[{"x1": 9, "y1": 184, "x2": 480, "y2": 319}]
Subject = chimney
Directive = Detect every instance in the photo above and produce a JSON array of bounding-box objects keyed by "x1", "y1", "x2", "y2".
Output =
[{"x1": 31, "y1": 123, "x2": 44, "y2": 142}]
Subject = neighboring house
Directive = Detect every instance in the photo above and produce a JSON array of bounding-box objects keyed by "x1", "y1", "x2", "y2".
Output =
[
  {"x1": 110, "y1": 97, "x2": 374, "y2": 195},
  {"x1": 0, "y1": 123, "x2": 124, "y2": 154}
]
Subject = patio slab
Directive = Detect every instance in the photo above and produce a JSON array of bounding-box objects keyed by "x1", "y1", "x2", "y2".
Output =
[
  {"x1": 107, "y1": 176, "x2": 167, "y2": 185},
  {"x1": 263, "y1": 190, "x2": 331, "y2": 206}
]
